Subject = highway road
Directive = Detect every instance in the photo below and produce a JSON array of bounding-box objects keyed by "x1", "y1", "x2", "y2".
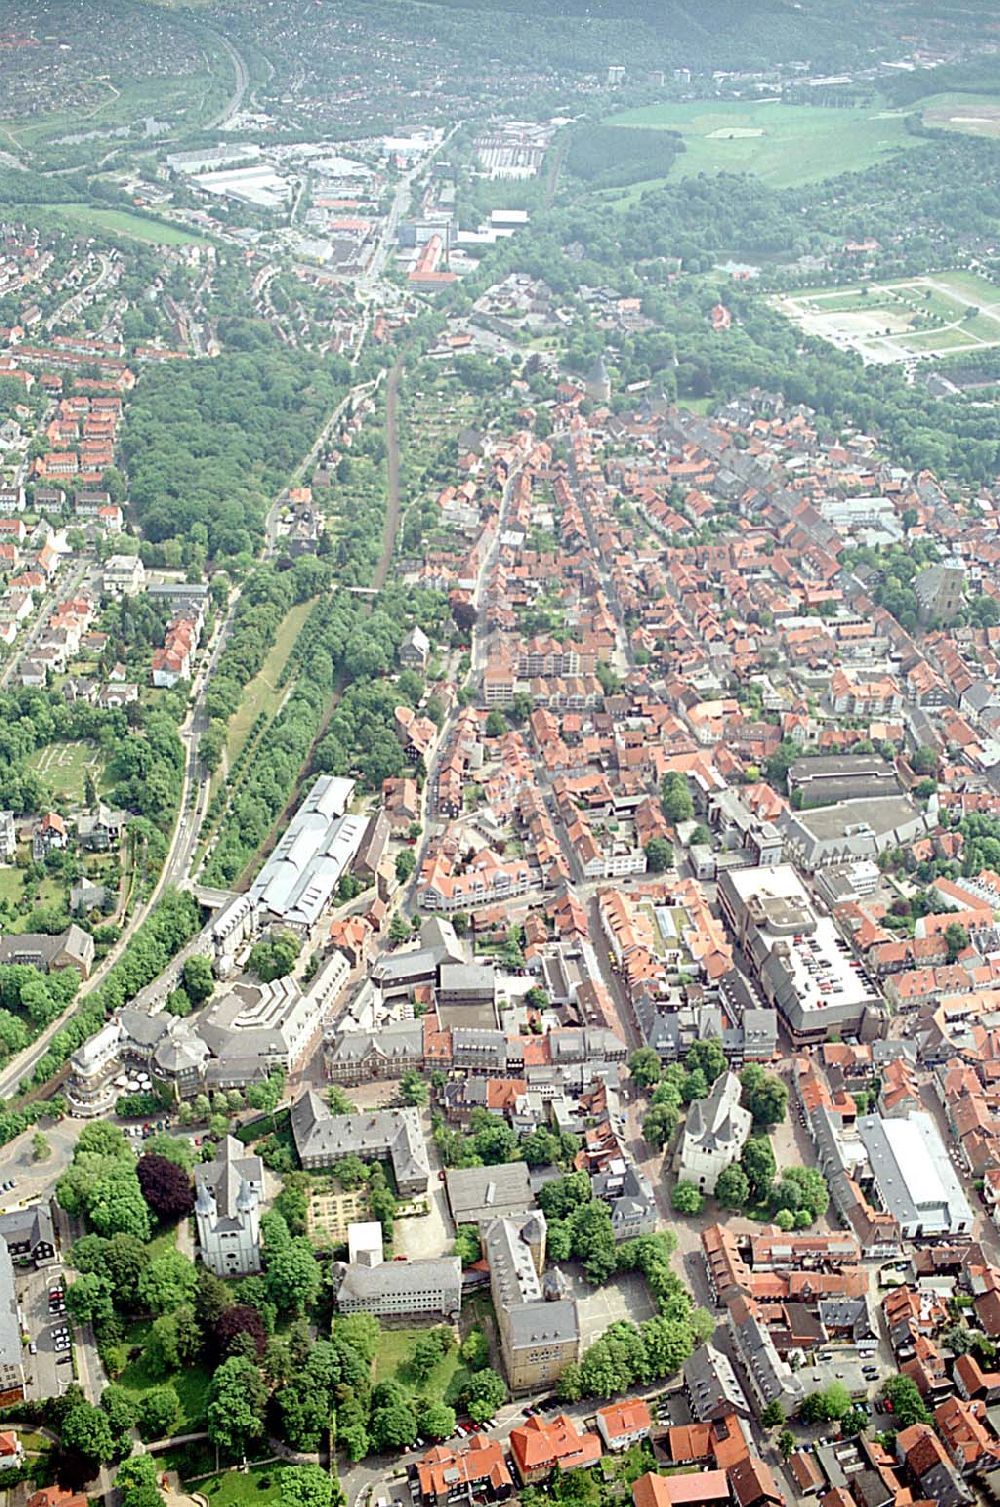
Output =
[{"x1": 204, "y1": 29, "x2": 250, "y2": 131}]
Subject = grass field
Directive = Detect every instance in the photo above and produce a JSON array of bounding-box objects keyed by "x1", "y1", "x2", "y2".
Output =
[
  {"x1": 39, "y1": 205, "x2": 210, "y2": 246},
  {"x1": 196, "y1": 1466, "x2": 294, "y2": 1507},
  {"x1": 605, "y1": 99, "x2": 922, "y2": 188},
  {"x1": 224, "y1": 597, "x2": 317, "y2": 766},
  {"x1": 28, "y1": 739, "x2": 108, "y2": 802},
  {"x1": 921, "y1": 91, "x2": 1000, "y2": 139},
  {"x1": 118, "y1": 1320, "x2": 212, "y2": 1431},
  {"x1": 774, "y1": 268, "x2": 1000, "y2": 364},
  {"x1": 374, "y1": 1326, "x2": 471, "y2": 1407}
]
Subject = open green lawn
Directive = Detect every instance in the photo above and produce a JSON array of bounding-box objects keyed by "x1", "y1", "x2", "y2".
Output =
[
  {"x1": 605, "y1": 99, "x2": 924, "y2": 187},
  {"x1": 117, "y1": 1319, "x2": 212, "y2": 1430},
  {"x1": 921, "y1": 91, "x2": 1000, "y2": 139},
  {"x1": 225, "y1": 596, "x2": 317, "y2": 765},
  {"x1": 28, "y1": 739, "x2": 109, "y2": 802},
  {"x1": 374, "y1": 1326, "x2": 471, "y2": 1407},
  {"x1": 40, "y1": 205, "x2": 210, "y2": 246},
  {"x1": 196, "y1": 1465, "x2": 294, "y2": 1507}
]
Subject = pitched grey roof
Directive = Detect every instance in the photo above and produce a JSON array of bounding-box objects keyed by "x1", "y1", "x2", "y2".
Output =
[
  {"x1": 291, "y1": 1091, "x2": 429, "y2": 1188},
  {"x1": 336, "y1": 1256, "x2": 460, "y2": 1307}
]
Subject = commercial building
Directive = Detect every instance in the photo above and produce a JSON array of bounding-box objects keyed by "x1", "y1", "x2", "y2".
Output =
[
  {"x1": 194, "y1": 1136, "x2": 263, "y2": 1278},
  {"x1": 718, "y1": 864, "x2": 883, "y2": 1045},
  {"x1": 782, "y1": 795, "x2": 930, "y2": 872},
  {"x1": 290, "y1": 1091, "x2": 430, "y2": 1195},
  {"x1": 0, "y1": 1241, "x2": 23, "y2": 1404},
  {"x1": 857, "y1": 1112, "x2": 974, "y2": 1240},
  {"x1": 249, "y1": 775, "x2": 365, "y2": 933},
  {"x1": 67, "y1": 954, "x2": 349, "y2": 1114},
  {"x1": 673, "y1": 1071, "x2": 752, "y2": 1195},
  {"x1": 786, "y1": 755, "x2": 899, "y2": 808}
]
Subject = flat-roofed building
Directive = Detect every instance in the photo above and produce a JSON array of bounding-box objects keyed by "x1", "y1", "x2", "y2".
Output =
[{"x1": 718, "y1": 864, "x2": 883, "y2": 1045}]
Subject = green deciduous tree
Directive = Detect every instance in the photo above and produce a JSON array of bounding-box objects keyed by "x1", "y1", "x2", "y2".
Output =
[
  {"x1": 671, "y1": 1181, "x2": 703, "y2": 1215},
  {"x1": 715, "y1": 1164, "x2": 750, "y2": 1211},
  {"x1": 628, "y1": 1047, "x2": 662, "y2": 1089},
  {"x1": 279, "y1": 1465, "x2": 335, "y2": 1507},
  {"x1": 207, "y1": 1355, "x2": 268, "y2": 1458}
]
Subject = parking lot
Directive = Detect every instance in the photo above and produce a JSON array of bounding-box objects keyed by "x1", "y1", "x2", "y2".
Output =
[{"x1": 18, "y1": 1264, "x2": 75, "y2": 1402}]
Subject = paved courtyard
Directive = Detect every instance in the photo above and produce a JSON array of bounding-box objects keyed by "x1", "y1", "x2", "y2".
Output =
[{"x1": 561, "y1": 1267, "x2": 657, "y2": 1345}]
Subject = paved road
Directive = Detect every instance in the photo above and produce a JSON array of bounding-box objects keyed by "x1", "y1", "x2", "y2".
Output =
[{"x1": 203, "y1": 29, "x2": 250, "y2": 131}]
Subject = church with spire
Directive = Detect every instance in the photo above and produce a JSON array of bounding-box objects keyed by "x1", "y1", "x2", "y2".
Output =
[{"x1": 194, "y1": 1135, "x2": 264, "y2": 1277}]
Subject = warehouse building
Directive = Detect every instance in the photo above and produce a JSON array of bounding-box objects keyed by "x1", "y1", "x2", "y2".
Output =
[{"x1": 857, "y1": 1112, "x2": 973, "y2": 1241}]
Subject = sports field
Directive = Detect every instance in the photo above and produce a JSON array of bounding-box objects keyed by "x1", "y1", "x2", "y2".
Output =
[
  {"x1": 773, "y1": 269, "x2": 1000, "y2": 365},
  {"x1": 605, "y1": 99, "x2": 922, "y2": 187},
  {"x1": 29, "y1": 739, "x2": 107, "y2": 802},
  {"x1": 921, "y1": 92, "x2": 1000, "y2": 139}
]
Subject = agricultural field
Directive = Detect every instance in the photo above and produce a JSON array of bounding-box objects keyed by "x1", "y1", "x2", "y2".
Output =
[
  {"x1": 773, "y1": 269, "x2": 1000, "y2": 364},
  {"x1": 921, "y1": 91, "x2": 1000, "y2": 139},
  {"x1": 28, "y1": 739, "x2": 107, "y2": 803},
  {"x1": 605, "y1": 99, "x2": 923, "y2": 188}
]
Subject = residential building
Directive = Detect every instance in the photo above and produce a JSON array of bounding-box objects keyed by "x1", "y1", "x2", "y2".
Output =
[
  {"x1": 0, "y1": 1204, "x2": 56, "y2": 1267},
  {"x1": 632, "y1": 1472, "x2": 730, "y2": 1507},
  {"x1": 596, "y1": 1399, "x2": 652, "y2": 1451},
  {"x1": 726, "y1": 1295, "x2": 804, "y2": 1417},
  {"x1": 194, "y1": 1136, "x2": 263, "y2": 1278},
  {"x1": 683, "y1": 1342, "x2": 752, "y2": 1421},
  {"x1": 415, "y1": 1438, "x2": 514, "y2": 1507},
  {"x1": 399, "y1": 625, "x2": 430, "y2": 669},
  {"x1": 508, "y1": 1414, "x2": 602, "y2": 1484},
  {"x1": 102, "y1": 555, "x2": 146, "y2": 597},
  {"x1": 0, "y1": 926, "x2": 94, "y2": 978},
  {"x1": 0, "y1": 813, "x2": 15, "y2": 862}
]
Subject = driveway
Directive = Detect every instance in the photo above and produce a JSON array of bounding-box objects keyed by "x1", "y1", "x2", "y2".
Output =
[
  {"x1": 395, "y1": 1110, "x2": 452, "y2": 1261},
  {"x1": 0, "y1": 1117, "x2": 86, "y2": 1211},
  {"x1": 18, "y1": 1262, "x2": 74, "y2": 1402}
]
